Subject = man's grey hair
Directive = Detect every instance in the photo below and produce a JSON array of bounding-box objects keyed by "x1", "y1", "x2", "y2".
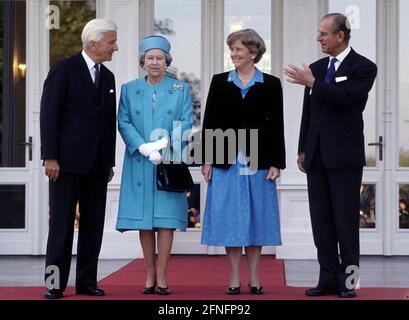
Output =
[
  {"x1": 139, "y1": 51, "x2": 173, "y2": 68},
  {"x1": 81, "y1": 19, "x2": 117, "y2": 48},
  {"x1": 322, "y1": 13, "x2": 351, "y2": 43}
]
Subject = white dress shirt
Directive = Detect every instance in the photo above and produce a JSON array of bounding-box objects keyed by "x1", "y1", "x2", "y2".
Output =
[
  {"x1": 328, "y1": 46, "x2": 351, "y2": 72},
  {"x1": 81, "y1": 50, "x2": 99, "y2": 83},
  {"x1": 310, "y1": 46, "x2": 352, "y2": 95}
]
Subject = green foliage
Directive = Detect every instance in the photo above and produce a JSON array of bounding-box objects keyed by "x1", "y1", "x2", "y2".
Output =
[
  {"x1": 49, "y1": 0, "x2": 96, "y2": 66},
  {"x1": 400, "y1": 150, "x2": 409, "y2": 167}
]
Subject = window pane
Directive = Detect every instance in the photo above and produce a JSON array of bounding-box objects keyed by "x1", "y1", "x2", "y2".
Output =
[
  {"x1": 328, "y1": 0, "x2": 377, "y2": 167},
  {"x1": 187, "y1": 184, "x2": 201, "y2": 229},
  {"x1": 224, "y1": 0, "x2": 271, "y2": 73},
  {"x1": 360, "y1": 184, "x2": 376, "y2": 229},
  {"x1": 399, "y1": 0, "x2": 409, "y2": 167},
  {"x1": 0, "y1": 1, "x2": 26, "y2": 167},
  {"x1": 0, "y1": 185, "x2": 25, "y2": 229},
  {"x1": 399, "y1": 185, "x2": 409, "y2": 229},
  {"x1": 49, "y1": 0, "x2": 96, "y2": 67},
  {"x1": 154, "y1": 0, "x2": 201, "y2": 131}
]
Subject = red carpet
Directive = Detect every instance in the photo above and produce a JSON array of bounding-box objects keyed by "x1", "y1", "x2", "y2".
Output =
[{"x1": 0, "y1": 256, "x2": 408, "y2": 300}]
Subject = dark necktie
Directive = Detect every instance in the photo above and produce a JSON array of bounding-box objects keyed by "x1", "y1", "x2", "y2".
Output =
[
  {"x1": 94, "y1": 64, "x2": 100, "y2": 88},
  {"x1": 325, "y1": 57, "x2": 337, "y2": 83}
]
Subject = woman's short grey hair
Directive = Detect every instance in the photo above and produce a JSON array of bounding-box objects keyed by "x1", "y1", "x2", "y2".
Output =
[
  {"x1": 81, "y1": 19, "x2": 117, "y2": 48},
  {"x1": 226, "y1": 28, "x2": 266, "y2": 64},
  {"x1": 139, "y1": 51, "x2": 173, "y2": 68}
]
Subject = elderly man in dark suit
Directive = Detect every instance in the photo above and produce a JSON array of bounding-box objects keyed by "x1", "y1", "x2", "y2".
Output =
[
  {"x1": 40, "y1": 18, "x2": 118, "y2": 299},
  {"x1": 284, "y1": 13, "x2": 377, "y2": 298}
]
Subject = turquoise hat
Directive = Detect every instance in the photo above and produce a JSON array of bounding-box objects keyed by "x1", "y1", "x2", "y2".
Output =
[{"x1": 139, "y1": 35, "x2": 171, "y2": 54}]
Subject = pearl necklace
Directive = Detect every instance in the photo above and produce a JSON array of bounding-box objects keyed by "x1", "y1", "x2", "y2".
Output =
[{"x1": 238, "y1": 72, "x2": 254, "y2": 84}]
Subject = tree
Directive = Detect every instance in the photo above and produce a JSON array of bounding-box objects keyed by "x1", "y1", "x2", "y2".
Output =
[{"x1": 49, "y1": 0, "x2": 96, "y2": 66}]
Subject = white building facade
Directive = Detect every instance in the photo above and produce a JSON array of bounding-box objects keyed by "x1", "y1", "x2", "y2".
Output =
[{"x1": 1, "y1": 0, "x2": 409, "y2": 259}]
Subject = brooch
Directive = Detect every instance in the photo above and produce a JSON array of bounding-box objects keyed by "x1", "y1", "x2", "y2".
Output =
[{"x1": 171, "y1": 83, "x2": 184, "y2": 91}]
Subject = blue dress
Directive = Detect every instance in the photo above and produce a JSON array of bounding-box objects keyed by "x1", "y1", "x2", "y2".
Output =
[{"x1": 201, "y1": 69, "x2": 282, "y2": 247}]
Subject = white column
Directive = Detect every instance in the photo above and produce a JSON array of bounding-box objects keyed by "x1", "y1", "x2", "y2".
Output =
[
  {"x1": 98, "y1": 0, "x2": 141, "y2": 258},
  {"x1": 27, "y1": 0, "x2": 52, "y2": 254},
  {"x1": 277, "y1": 0, "x2": 326, "y2": 259}
]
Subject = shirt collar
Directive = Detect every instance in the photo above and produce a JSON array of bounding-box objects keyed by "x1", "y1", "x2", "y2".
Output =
[
  {"x1": 227, "y1": 67, "x2": 264, "y2": 84},
  {"x1": 330, "y1": 46, "x2": 351, "y2": 64},
  {"x1": 81, "y1": 50, "x2": 99, "y2": 70}
]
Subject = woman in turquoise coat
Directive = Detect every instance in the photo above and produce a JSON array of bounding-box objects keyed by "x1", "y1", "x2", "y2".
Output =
[{"x1": 116, "y1": 35, "x2": 193, "y2": 295}]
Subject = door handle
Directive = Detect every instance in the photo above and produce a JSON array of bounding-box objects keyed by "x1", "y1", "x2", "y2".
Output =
[
  {"x1": 368, "y1": 136, "x2": 383, "y2": 161},
  {"x1": 19, "y1": 136, "x2": 33, "y2": 161}
]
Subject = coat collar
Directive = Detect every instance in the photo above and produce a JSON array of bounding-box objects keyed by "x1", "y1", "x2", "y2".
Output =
[
  {"x1": 334, "y1": 47, "x2": 358, "y2": 78},
  {"x1": 316, "y1": 48, "x2": 358, "y2": 81},
  {"x1": 75, "y1": 52, "x2": 104, "y2": 101}
]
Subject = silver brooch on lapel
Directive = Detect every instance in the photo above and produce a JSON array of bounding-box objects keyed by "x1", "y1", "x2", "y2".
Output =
[{"x1": 171, "y1": 83, "x2": 184, "y2": 91}]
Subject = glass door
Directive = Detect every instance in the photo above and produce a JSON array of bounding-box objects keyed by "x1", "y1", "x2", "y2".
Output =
[
  {"x1": 0, "y1": 1, "x2": 30, "y2": 253},
  {"x1": 328, "y1": 0, "x2": 383, "y2": 254},
  {"x1": 328, "y1": 0, "x2": 409, "y2": 255},
  {"x1": 392, "y1": 0, "x2": 409, "y2": 254},
  {"x1": 153, "y1": 0, "x2": 205, "y2": 253}
]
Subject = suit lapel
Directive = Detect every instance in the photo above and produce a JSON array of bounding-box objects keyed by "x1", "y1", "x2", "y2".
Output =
[
  {"x1": 76, "y1": 53, "x2": 98, "y2": 102},
  {"x1": 99, "y1": 65, "x2": 110, "y2": 111},
  {"x1": 314, "y1": 57, "x2": 330, "y2": 81},
  {"x1": 334, "y1": 48, "x2": 357, "y2": 79}
]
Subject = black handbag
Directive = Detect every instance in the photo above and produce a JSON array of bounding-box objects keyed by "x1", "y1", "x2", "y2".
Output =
[{"x1": 157, "y1": 161, "x2": 194, "y2": 192}]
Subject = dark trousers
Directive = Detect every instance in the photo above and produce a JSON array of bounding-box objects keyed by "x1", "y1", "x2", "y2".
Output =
[
  {"x1": 306, "y1": 146, "x2": 362, "y2": 290},
  {"x1": 44, "y1": 157, "x2": 109, "y2": 291}
]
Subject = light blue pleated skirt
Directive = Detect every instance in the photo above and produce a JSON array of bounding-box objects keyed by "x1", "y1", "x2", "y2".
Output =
[{"x1": 201, "y1": 154, "x2": 282, "y2": 247}]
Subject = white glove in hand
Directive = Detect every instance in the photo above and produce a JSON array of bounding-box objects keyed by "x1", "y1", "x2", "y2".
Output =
[
  {"x1": 148, "y1": 150, "x2": 162, "y2": 164},
  {"x1": 138, "y1": 137, "x2": 168, "y2": 157}
]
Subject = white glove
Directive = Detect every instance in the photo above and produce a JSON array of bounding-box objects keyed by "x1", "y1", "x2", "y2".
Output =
[
  {"x1": 138, "y1": 137, "x2": 169, "y2": 157},
  {"x1": 148, "y1": 150, "x2": 162, "y2": 164}
]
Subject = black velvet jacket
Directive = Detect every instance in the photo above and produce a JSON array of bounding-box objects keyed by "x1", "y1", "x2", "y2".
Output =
[{"x1": 201, "y1": 71, "x2": 285, "y2": 170}]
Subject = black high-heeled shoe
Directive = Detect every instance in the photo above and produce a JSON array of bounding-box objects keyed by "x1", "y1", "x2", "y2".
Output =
[
  {"x1": 143, "y1": 284, "x2": 156, "y2": 294},
  {"x1": 227, "y1": 286, "x2": 241, "y2": 295},
  {"x1": 248, "y1": 284, "x2": 264, "y2": 294},
  {"x1": 156, "y1": 286, "x2": 170, "y2": 295}
]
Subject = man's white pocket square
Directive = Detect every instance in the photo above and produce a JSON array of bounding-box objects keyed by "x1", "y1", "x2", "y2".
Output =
[
  {"x1": 335, "y1": 76, "x2": 347, "y2": 83},
  {"x1": 109, "y1": 89, "x2": 114, "y2": 93}
]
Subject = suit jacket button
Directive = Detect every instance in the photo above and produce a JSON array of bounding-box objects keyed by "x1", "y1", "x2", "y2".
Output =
[{"x1": 137, "y1": 182, "x2": 141, "y2": 186}]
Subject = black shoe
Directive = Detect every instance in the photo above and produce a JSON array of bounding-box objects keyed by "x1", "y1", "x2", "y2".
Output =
[
  {"x1": 305, "y1": 286, "x2": 338, "y2": 297},
  {"x1": 339, "y1": 289, "x2": 356, "y2": 298},
  {"x1": 143, "y1": 285, "x2": 156, "y2": 294},
  {"x1": 249, "y1": 284, "x2": 264, "y2": 294},
  {"x1": 76, "y1": 285, "x2": 105, "y2": 296},
  {"x1": 44, "y1": 288, "x2": 63, "y2": 299},
  {"x1": 156, "y1": 286, "x2": 170, "y2": 295},
  {"x1": 227, "y1": 286, "x2": 241, "y2": 295}
]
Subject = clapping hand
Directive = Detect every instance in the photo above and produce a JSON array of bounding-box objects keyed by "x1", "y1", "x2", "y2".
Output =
[{"x1": 284, "y1": 64, "x2": 315, "y2": 88}]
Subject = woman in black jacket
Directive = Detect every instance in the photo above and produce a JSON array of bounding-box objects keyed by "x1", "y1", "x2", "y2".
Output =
[{"x1": 201, "y1": 29, "x2": 286, "y2": 295}]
